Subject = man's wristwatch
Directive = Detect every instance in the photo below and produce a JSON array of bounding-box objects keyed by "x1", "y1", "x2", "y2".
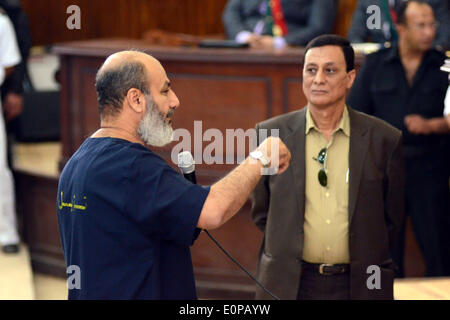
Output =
[{"x1": 249, "y1": 150, "x2": 270, "y2": 168}]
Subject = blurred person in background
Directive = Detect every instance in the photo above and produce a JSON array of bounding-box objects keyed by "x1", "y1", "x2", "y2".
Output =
[
  {"x1": 0, "y1": 6, "x2": 21, "y2": 254},
  {"x1": 222, "y1": 0, "x2": 337, "y2": 49},
  {"x1": 348, "y1": 0, "x2": 449, "y2": 50},
  {"x1": 443, "y1": 61, "x2": 450, "y2": 128},
  {"x1": 348, "y1": 0, "x2": 450, "y2": 277},
  {"x1": 0, "y1": 0, "x2": 32, "y2": 166}
]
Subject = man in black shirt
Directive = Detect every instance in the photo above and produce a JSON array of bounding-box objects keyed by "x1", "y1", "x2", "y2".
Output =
[
  {"x1": 348, "y1": 0, "x2": 450, "y2": 277},
  {"x1": 347, "y1": 0, "x2": 449, "y2": 50}
]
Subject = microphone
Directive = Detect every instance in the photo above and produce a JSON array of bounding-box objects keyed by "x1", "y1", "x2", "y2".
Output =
[
  {"x1": 177, "y1": 151, "x2": 197, "y2": 184},
  {"x1": 176, "y1": 151, "x2": 280, "y2": 300}
]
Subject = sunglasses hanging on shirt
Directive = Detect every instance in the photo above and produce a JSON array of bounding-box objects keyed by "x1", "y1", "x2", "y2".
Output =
[{"x1": 314, "y1": 147, "x2": 328, "y2": 187}]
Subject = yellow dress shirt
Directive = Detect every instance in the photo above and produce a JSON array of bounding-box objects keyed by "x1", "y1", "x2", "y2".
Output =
[{"x1": 302, "y1": 106, "x2": 350, "y2": 264}]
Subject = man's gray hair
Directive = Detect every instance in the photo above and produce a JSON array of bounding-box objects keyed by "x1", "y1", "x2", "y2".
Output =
[{"x1": 95, "y1": 60, "x2": 150, "y2": 118}]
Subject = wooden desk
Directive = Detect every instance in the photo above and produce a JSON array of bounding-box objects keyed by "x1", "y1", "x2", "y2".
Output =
[{"x1": 394, "y1": 278, "x2": 450, "y2": 300}]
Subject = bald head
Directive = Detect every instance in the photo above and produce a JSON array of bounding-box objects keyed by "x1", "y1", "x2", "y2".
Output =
[
  {"x1": 95, "y1": 50, "x2": 162, "y2": 119},
  {"x1": 100, "y1": 51, "x2": 163, "y2": 73}
]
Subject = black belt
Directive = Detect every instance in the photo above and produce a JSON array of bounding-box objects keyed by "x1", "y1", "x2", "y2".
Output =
[{"x1": 302, "y1": 261, "x2": 350, "y2": 276}]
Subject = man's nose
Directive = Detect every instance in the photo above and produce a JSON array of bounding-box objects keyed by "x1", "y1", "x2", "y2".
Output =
[
  {"x1": 424, "y1": 26, "x2": 435, "y2": 39},
  {"x1": 170, "y1": 90, "x2": 180, "y2": 109},
  {"x1": 313, "y1": 69, "x2": 326, "y2": 84}
]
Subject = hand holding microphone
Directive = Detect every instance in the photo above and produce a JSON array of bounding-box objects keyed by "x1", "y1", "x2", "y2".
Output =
[
  {"x1": 253, "y1": 136, "x2": 291, "y2": 175},
  {"x1": 178, "y1": 136, "x2": 291, "y2": 185},
  {"x1": 178, "y1": 136, "x2": 290, "y2": 231},
  {"x1": 177, "y1": 139, "x2": 288, "y2": 300},
  {"x1": 178, "y1": 151, "x2": 196, "y2": 184}
]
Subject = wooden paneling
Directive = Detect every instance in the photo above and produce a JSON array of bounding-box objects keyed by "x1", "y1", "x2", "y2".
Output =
[
  {"x1": 284, "y1": 77, "x2": 307, "y2": 112},
  {"x1": 15, "y1": 171, "x2": 66, "y2": 278},
  {"x1": 22, "y1": 0, "x2": 359, "y2": 46},
  {"x1": 22, "y1": 0, "x2": 229, "y2": 46},
  {"x1": 168, "y1": 74, "x2": 271, "y2": 131}
]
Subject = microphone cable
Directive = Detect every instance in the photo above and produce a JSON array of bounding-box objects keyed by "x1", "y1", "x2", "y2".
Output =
[
  {"x1": 202, "y1": 229, "x2": 280, "y2": 300},
  {"x1": 177, "y1": 151, "x2": 280, "y2": 300}
]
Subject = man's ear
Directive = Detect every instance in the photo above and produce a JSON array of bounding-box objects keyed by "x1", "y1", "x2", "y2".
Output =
[
  {"x1": 126, "y1": 88, "x2": 144, "y2": 113},
  {"x1": 346, "y1": 69, "x2": 356, "y2": 89},
  {"x1": 395, "y1": 23, "x2": 405, "y2": 37}
]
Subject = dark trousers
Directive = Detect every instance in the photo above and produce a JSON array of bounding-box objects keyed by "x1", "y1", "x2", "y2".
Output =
[
  {"x1": 297, "y1": 266, "x2": 350, "y2": 300},
  {"x1": 391, "y1": 155, "x2": 450, "y2": 277}
]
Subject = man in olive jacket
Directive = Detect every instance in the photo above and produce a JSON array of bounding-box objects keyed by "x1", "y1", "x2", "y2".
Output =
[{"x1": 251, "y1": 35, "x2": 405, "y2": 300}]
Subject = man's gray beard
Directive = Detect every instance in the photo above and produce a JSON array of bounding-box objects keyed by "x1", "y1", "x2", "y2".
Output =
[{"x1": 138, "y1": 95, "x2": 174, "y2": 147}]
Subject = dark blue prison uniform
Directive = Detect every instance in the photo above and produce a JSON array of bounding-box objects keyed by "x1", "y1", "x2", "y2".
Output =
[{"x1": 57, "y1": 137, "x2": 210, "y2": 299}]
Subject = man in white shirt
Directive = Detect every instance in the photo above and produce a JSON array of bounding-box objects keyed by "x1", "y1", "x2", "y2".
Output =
[
  {"x1": 0, "y1": 8, "x2": 21, "y2": 254},
  {"x1": 445, "y1": 82, "x2": 450, "y2": 128},
  {"x1": 441, "y1": 60, "x2": 450, "y2": 127},
  {"x1": 444, "y1": 71, "x2": 450, "y2": 128}
]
